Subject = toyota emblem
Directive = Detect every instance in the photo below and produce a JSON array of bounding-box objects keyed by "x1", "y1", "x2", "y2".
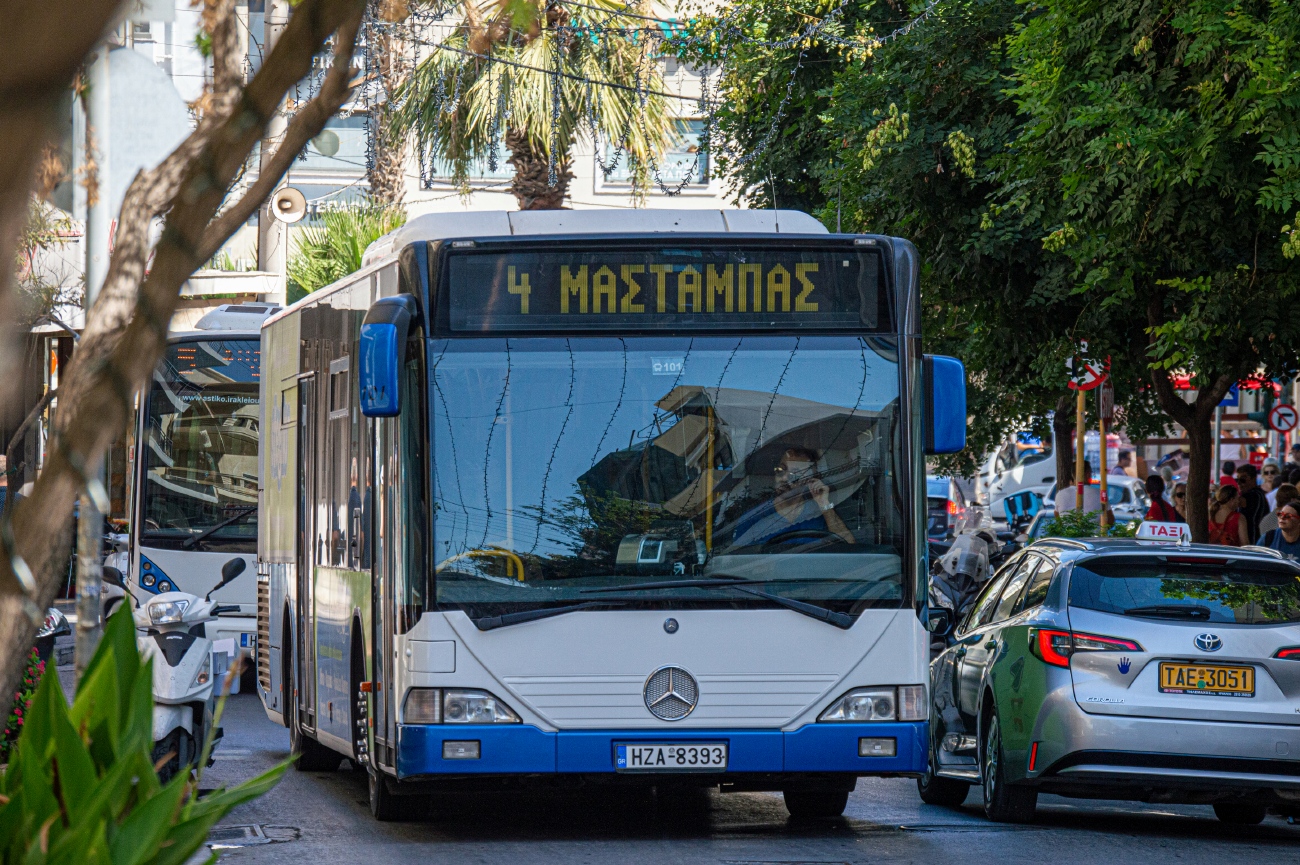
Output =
[
  {"x1": 643, "y1": 666, "x2": 699, "y2": 721},
  {"x1": 1194, "y1": 633, "x2": 1222, "y2": 653}
]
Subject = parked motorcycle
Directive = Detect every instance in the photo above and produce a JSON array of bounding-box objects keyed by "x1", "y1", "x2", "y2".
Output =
[{"x1": 133, "y1": 557, "x2": 246, "y2": 782}]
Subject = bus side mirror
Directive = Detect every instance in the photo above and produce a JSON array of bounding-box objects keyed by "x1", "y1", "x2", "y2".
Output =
[
  {"x1": 924, "y1": 354, "x2": 966, "y2": 454},
  {"x1": 358, "y1": 294, "x2": 417, "y2": 418}
]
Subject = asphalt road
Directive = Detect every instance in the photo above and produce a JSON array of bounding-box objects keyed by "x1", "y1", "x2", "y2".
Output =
[{"x1": 199, "y1": 691, "x2": 1300, "y2": 864}]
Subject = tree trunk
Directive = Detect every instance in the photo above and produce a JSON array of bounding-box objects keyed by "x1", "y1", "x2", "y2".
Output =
[
  {"x1": 1184, "y1": 414, "x2": 1214, "y2": 542},
  {"x1": 506, "y1": 127, "x2": 572, "y2": 210},
  {"x1": 1151, "y1": 368, "x2": 1235, "y2": 543},
  {"x1": 0, "y1": 0, "x2": 365, "y2": 709},
  {"x1": 367, "y1": 29, "x2": 406, "y2": 208},
  {"x1": 0, "y1": 0, "x2": 130, "y2": 428},
  {"x1": 1052, "y1": 394, "x2": 1074, "y2": 492},
  {"x1": 368, "y1": 100, "x2": 406, "y2": 207}
]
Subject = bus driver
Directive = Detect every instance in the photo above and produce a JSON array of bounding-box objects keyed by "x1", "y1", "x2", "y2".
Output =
[{"x1": 730, "y1": 447, "x2": 857, "y2": 547}]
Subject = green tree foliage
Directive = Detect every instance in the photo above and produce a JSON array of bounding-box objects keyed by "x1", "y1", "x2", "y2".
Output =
[
  {"x1": 692, "y1": 0, "x2": 1300, "y2": 538},
  {"x1": 1040, "y1": 508, "x2": 1138, "y2": 539},
  {"x1": 286, "y1": 204, "x2": 406, "y2": 301},
  {"x1": 674, "y1": 0, "x2": 878, "y2": 212},
  {"x1": 0, "y1": 612, "x2": 284, "y2": 864},
  {"x1": 1000, "y1": 0, "x2": 1300, "y2": 537}
]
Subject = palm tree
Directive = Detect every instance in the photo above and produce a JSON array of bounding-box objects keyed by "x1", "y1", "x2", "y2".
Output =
[{"x1": 393, "y1": 0, "x2": 675, "y2": 209}]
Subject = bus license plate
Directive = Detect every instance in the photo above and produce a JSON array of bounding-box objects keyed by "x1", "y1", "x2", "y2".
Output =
[
  {"x1": 615, "y1": 743, "x2": 728, "y2": 772},
  {"x1": 1159, "y1": 662, "x2": 1255, "y2": 697}
]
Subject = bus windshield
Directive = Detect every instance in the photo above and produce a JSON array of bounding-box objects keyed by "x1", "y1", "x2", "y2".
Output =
[
  {"x1": 139, "y1": 338, "x2": 260, "y2": 552},
  {"x1": 430, "y1": 335, "x2": 905, "y2": 619}
]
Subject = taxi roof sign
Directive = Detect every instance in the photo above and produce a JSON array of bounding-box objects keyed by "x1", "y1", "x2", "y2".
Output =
[{"x1": 1136, "y1": 521, "x2": 1191, "y2": 545}]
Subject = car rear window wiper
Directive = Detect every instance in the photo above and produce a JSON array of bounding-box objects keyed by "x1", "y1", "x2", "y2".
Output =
[
  {"x1": 1122, "y1": 603, "x2": 1213, "y2": 620},
  {"x1": 580, "y1": 576, "x2": 854, "y2": 629},
  {"x1": 471, "y1": 601, "x2": 624, "y2": 631}
]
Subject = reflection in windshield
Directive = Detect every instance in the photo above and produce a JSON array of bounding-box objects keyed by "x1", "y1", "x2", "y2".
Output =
[
  {"x1": 141, "y1": 339, "x2": 260, "y2": 551},
  {"x1": 430, "y1": 336, "x2": 905, "y2": 617}
]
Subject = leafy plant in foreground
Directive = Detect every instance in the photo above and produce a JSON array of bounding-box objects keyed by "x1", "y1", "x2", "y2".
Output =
[{"x1": 0, "y1": 610, "x2": 285, "y2": 863}]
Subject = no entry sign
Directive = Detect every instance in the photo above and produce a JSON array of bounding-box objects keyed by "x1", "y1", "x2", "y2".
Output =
[{"x1": 1269, "y1": 403, "x2": 1299, "y2": 433}]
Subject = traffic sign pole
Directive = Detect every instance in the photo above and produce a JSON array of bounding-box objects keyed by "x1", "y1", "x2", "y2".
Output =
[{"x1": 1075, "y1": 387, "x2": 1086, "y2": 511}]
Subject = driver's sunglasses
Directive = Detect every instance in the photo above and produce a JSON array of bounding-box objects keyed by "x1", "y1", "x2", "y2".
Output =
[
  {"x1": 1279, "y1": 511, "x2": 1300, "y2": 521},
  {"x1": 1173, "y1": 491, "x2": 1186, "y2": 499},
  {"x1": 1264, "y1": 468, "x2": 1280, "y2": 475}
]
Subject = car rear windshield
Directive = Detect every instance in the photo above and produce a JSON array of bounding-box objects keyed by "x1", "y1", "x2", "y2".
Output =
[
  {"x1": 927, "y1": 479, "x2": 949, "y2": 498},
  {"x1": 1069, "y1": 558, "x2": 1300, "y2": 625}
]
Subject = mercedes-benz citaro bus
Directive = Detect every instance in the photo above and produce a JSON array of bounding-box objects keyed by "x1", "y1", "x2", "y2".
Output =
[
  {"x1": 128, "y1": 304, "x2": 279, "y2": 678},
  {"x1": 256, "y1": 210, "x2": 966, "y2": 821}
]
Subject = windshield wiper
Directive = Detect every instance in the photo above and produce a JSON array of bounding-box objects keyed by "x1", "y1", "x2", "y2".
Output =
[
  {"x1": 580, "y1": 576, "x2": 855, "y2": 629},
  {"x1": 471, "y1": 601, "x2": 623, "y2": 631},
  {"x1": 182, "y1": 506, "x2": 257, "y2": 550},
  {"x1": 1123, "y1": 603, "x2": 1213, "y2": 620}
]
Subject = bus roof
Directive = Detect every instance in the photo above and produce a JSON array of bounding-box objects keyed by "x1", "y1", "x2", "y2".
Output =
[{"x1": 360, "y1": 209, "x2": 829, "y2": 268}]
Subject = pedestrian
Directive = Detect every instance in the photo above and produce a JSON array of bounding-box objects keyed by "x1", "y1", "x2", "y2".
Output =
[
  {"x1": 1172, "y1": 482, "x2": 1188, "y2": 520},
  {"x1": 1159, "y1": 464, "x2": 1175, "y2": 498},
  {"x1": 1055, "y1": 460, "x2": 1103, "y2": 513},
  {"x1": 1258, "y1": 502, "x2": 1300, "y2": 561},
  {"x1": 1262, "y1": 458, "x2": 1282, "y2": 508},
  {"x1": 1219, "y1": 460, "x2": 1237, "y2": 488},
  {"x1": 1208, "y1": 483, "x2": 1248, "y2": 546},
  {"x1": 1290, "y1": 466, "x2": 1300, "y2": 487},
  {"x1": 1111, "y1": 451, "x2": 1133, "y2": 476},
  {"x1": 1258, "y1": 483, "x2": 1299, "y2": 537},
  {"x1": 1144, "y1": 475, "x2": 1182, "y2": 522},
  {"x1": 1235, "y1": 463, "x2": 1268, "y2": 542},
  {"x1": 1287, "y1": 442, "x2": 1300, "y2": 475}
]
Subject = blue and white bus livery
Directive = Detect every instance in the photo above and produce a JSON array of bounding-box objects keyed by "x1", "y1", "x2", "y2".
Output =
[{"x1": 256, "y1": 209, "x2": 966, "y2": 820}]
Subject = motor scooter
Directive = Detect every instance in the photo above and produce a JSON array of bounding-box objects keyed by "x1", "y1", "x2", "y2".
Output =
[{"x1": 133, "y1": 557, "x2": 246, "y2": 782}]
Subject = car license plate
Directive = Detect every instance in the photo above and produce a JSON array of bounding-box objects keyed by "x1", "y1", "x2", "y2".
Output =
[
  {"x1": 615, "y1": 743, "x2": 728, "y2": 772},
  {"x1": 1159, "y1": 662, "x2": 1255, "y2": 697}
]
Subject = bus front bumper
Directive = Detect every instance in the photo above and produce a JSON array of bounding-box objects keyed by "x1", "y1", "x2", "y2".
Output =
[{"x1": 394, "y1": 722, "x2": 926, "y2": 779}]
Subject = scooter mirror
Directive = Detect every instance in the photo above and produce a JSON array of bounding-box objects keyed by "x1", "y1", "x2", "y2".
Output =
[
  {"x1": 206, "y1": 557, "x2": 248, "y2": 600},
  {"x1": 102, "y1": 566, "x2": 125, "y2": 588}
]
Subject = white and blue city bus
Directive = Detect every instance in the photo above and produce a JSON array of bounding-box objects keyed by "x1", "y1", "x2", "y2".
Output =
[
  {"x1": 126, "y1": 304, "x2": 279, "y2": 664},
  {"x1": 256, "y1": 209, "x2": 966, "y2": 820}
]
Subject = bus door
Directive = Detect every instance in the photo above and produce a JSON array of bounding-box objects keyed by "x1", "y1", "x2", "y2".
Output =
[
  {"x1": 296, "y1": 373, "x2": 319, "y2": 731},
  {"x1": 373, "y1": 412, "x2": 399, "y2": 767}
]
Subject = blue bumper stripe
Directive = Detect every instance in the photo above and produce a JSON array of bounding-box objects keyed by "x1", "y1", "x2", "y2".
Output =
[{"x1": 396, "y1": 722, "x2": 927, "y2": 779}]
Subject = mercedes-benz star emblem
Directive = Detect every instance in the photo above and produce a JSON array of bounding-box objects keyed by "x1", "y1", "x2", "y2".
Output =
[
  {"x1": 663, "y1": 618, "x2": 679, "y2": 634},
  {"x1": 1195, "y1": 633, "x2": 1222, "y2": 653},
  {"x1": 644, "y1": 666, "x2": 699, "y2": 721}
]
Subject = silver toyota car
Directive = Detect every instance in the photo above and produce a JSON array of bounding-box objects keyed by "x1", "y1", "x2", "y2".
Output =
[{"x1": 919, "y1": 535, "x2": 1300, "y2": 824}]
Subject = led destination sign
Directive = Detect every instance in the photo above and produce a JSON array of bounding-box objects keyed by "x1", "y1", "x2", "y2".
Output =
[{"x1": 446, "y1": 245, "x2": 885, "y2": 332}]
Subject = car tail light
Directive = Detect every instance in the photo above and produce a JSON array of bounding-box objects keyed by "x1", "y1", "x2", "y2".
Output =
[
  {"x1": 947, "y1": 499, "x2": 958, "y2": 516},
  {"x1": 1029, "y1": 628, "x2": 1142, "y2": 668},
  {"x1": 1275, "y1": 647, "x2": 1300, "y2": 660},
  {"x1": 1029, "y1": 628, "x2": 1073, "y2": 667}
]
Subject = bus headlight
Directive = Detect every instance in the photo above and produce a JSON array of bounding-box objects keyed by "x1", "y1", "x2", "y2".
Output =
[
  {"x1": 443, "y1": 689, "x2": 520, "y2": 724},
  {"x1": 147, "y1": 599, "x2": 189, "y2": 625},
  {"x1": 818, "y1": 686, "x2": 928, "y2": 722},
  {"x1": 401, "y1": 688, "x2": 522, "y2": 724}
]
